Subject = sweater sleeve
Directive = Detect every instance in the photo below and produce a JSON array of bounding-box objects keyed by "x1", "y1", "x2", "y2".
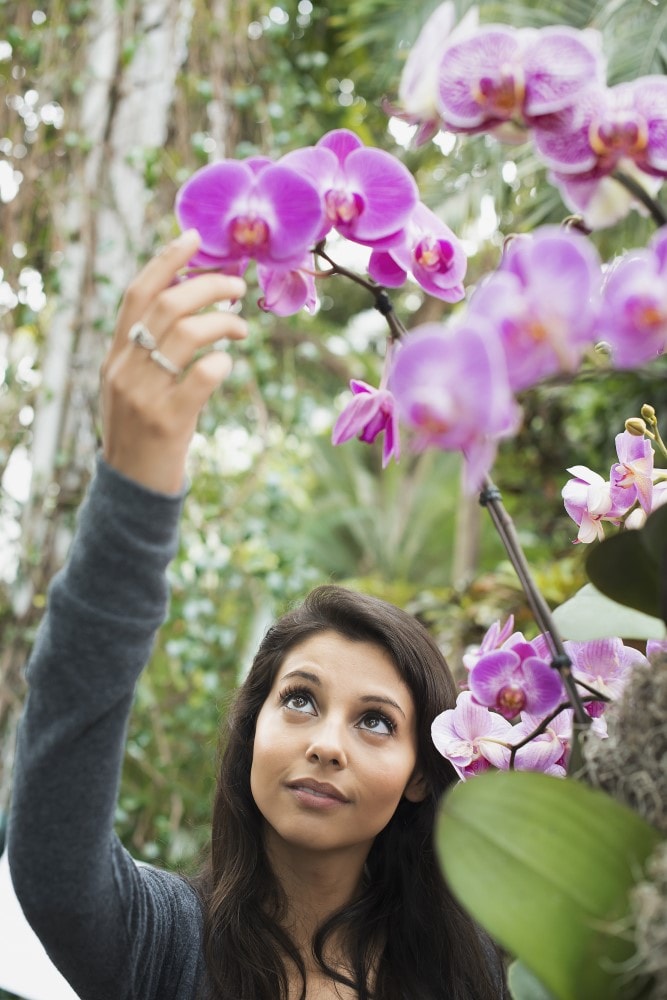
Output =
[{"x1": 7, "y1": 457, "x2": 205, "y2": 1000}]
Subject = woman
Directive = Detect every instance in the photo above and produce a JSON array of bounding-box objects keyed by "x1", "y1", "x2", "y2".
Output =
[{"x1": 8, "y1": 232, "x2": 505, "y2": 999}]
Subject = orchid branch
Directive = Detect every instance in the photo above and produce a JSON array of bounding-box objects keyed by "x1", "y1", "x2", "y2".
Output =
[
  {"x1": 479, "y1": 479, "x2": 591, "y2": 727},
  {"x1": 508, "y1": 701, "x2": 571, "y2": 768},
  {"x1": 313, "y1": 243, "x2": 407, "y2": 341},
  {"x1": 612, "y1": 170, "x2": 667, "y2": 228}
]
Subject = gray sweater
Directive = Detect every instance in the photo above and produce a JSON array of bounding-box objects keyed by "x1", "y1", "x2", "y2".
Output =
[
  {"x1": 8, "y1": 458, "x2": 207, "y2": 1000},
  {"x1": 8, "y1": 459, "x2": 506, "y2": 1000}
]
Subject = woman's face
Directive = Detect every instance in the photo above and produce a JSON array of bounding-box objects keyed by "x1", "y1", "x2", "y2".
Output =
[{"x1": 250, "y1": 630, "x2": 425, "y2": 863}]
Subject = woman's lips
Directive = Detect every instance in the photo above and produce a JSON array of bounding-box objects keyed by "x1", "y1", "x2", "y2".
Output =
[{"x1": 287, "y1": 778, "x2": 350, "y2": 807}]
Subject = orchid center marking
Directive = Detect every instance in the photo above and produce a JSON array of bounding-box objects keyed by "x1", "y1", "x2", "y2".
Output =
[
  {"x1": 497, "y1": 684, "x2": 526, "y2": 719},
  {"x1": 589, "y1": 113, "x2": 648, "y2": 157},
  {"x1": 230, "y1": 214, "x2": 270, "y2": 250},
  {"x1": 324, "y1": 189, "x2": 364, "y2": 225},
  {"x1": 474, "y1": 65, "x2": 525, "y2": 116},
  {"x1": 415, "y1": 237, "x2": 455, "y2": 273}
]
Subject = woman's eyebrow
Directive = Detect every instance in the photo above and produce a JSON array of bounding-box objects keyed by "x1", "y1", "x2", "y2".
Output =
[
  {"x1": 359, "y1": 694, "x2": 406, "y2": 719},
  {"x1": 281, "y1": 668, "x2": 321, "y2": 685}
]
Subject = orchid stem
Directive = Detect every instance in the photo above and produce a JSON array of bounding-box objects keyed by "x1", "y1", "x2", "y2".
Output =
[
  {"x1": 508, "y1": 701, "x2": 571, "y2": 768},
  {"x1": 313, "y1": 244, "x2": 406, "y2": 341},
  {"x1": 612, "y1": 170, "x2": 667, "y2": 228},
  {"x1": 479, "y1": 478, "x2": 591, "y2": 727}
]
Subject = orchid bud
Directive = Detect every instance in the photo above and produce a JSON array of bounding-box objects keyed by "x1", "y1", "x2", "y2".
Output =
[
  {"x1": 641, "y1": 404, "x2": 656, "y2": 422},
  {"x1": 625, "y1": 417, "x2": 648, "y2": 436},
  {"x1": 625, "y1": 508, "x2": 647, "y2": 530}
]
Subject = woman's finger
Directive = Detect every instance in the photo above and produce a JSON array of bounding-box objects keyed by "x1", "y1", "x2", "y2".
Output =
[
  {"x1": 112, "y1": 230, "x2": 202, "y2": 346},
  {"x1": 168, "y1": 349, "x2": 235, "y2": 418},
  {"x1": 142, "y1": 273, "x2": 247, "y2": 343},
  {"x1": 155, "y1": 310, "x2": 248, "y2": 370}
]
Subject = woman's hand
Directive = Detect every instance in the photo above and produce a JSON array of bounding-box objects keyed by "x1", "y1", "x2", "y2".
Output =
[{"x1": 101, "y1": 230, "x2": 248, "y2": 494}]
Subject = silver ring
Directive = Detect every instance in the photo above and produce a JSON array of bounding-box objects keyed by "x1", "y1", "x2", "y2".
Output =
[
  {"x1": 128, "y1": 321, "x2": 157, "y2": 352},
  {"x1": 149, "y1": 348, "x2": 183, "y2": 377}
]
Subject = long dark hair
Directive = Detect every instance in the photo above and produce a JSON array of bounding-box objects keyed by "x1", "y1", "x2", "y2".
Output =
[{"x1": 194, "y1": 585, "x2": 503, "y2": 999}]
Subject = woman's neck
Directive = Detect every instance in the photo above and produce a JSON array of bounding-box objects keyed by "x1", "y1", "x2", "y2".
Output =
[{"x1": 264, "y1": 832, "x2": 368, "y2": 953}]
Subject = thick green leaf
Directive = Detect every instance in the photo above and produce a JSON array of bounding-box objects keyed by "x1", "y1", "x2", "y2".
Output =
[
  {"x1": 586, "y1": 505, "x2": 667, "y2": 621},
  {"x1": 552, "y1": 583, "x2": 666, "y2": 641},
  {"x1": 508, "y1": 961, "x2": 557, "y2": 1000},
  {"x1": 585, "y1": 531, "x2": 660, "y2": 619},
  {"x1": 436, "y1": 771, "x2": 661, "y2": 1000}
]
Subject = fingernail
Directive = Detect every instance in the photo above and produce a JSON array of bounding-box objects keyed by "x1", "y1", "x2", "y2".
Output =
[{"x1": 175, "y1": 228, "x2": 200, "y2": 247}]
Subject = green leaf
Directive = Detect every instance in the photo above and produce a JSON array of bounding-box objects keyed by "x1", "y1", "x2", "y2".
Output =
[
  {"x1": 586, "y1": 505, "x2": 667, "y2": 621},
  {"x1": 508, "y1": 961, "x2": 557, "y2": 1000},
  {"x1": 551, "y1": 583, "x2": 666, "y2": 641},
  {"x1": 436, "y1": 771, "x2": 661, "y2": 1000}
]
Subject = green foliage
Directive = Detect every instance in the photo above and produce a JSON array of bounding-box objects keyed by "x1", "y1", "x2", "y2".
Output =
[
  {"x1": 586, "y1": 506, "x2": 667, "y2": 623},
  {"x1": 553, "y1": 583, "x2": 666, "y2": 642},
  {"x1": 437, "y1": 771, "x2": 662, "y2": 1000}
]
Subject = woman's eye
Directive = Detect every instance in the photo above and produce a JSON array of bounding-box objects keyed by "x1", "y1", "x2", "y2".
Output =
[
  {"x1": 359, "y1": 712, "x2": 394, "y2": 735},
  {"x1": 283, "y1": 691, "x2": 315, "y2": 714}
]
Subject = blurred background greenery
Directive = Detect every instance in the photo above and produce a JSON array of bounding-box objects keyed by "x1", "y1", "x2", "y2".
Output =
[{"x1": 0, "y1": 0, "x2": 666, "y2": 895}]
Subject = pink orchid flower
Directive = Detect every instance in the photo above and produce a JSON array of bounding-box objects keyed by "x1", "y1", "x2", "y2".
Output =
[
  {"x1": 257, "y1": 254, "x2": 317, "y2": 317},
  {"x1": 175, "y1": 158, "x2": 323, "y2": 267},
  {"x1": 388, "y1": 320, "x2": 521, "y2": 492},
  {"x1": 394, "y1": 1, "x2": 479, "y2": 144},
  {"x1": 509, "y1": 713, "x2": 568, "y2": 777},
  {"x1": 562, "y1": 465, "x2": 619, "y2": 543},
  {"x1": 431, "y1": 691, "x2": 512, "y2": 780},
  {"x1": 331, "y1": 380, "x2": 400, "y2": 468},
  {"x1": 647, "y1": 639, "x2": 667, "y2": 662},
  {"x1": 436, "y1": 24, "x2": 604, "y2": 135},
  {"x1": 468, "y1": 641, "x2": 564, "y2": 720},
  {"x1": 598, "y1": 227, "x2": 667, "y2": 367},
  {"x1": 462, "y1": 615, "x2": 518, "y2": 672},
  {"x1": 280, "y1": 129, "x2": 418, "y2": 248},
  {"x1": 534, "y1": 77, "x2": 667, "y2": 181},
  {"x1": 610, "y1": 430, "x2": 655, "y2": 515},
  {"x1": 368, "y1": 202, "x2": 467, "y2": 302},
  {"x1": 332, "y1": 342, "x2": 400, "y2": 467},
  {"x1": 564, "y1": 638, "x2": 648, "y2": 717},
  {"x1": 467, "y1": 227, "x2": 602, "y2": 392}
]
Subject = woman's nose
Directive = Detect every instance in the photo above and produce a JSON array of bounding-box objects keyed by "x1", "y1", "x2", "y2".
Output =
[{"x1": 306, "y1": 719, "x2": 348, "y2": 769}]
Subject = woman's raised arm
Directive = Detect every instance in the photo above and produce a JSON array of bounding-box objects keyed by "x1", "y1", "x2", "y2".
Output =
[{"x1": 8, "y1": 236, "x2": 247, "y2": 1000}]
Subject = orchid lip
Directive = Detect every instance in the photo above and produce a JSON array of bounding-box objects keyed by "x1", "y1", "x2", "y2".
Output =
[{"x1": 287, "y1": 778, "x2": 350, "y2": 802}]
